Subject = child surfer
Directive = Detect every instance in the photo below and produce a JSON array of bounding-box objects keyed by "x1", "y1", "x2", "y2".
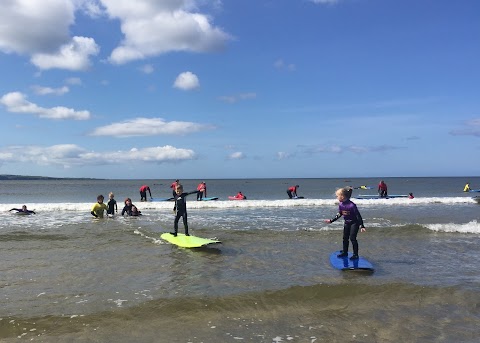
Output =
[{"x1": 325, "y1": 187, "x2": 366, "y2": 260}]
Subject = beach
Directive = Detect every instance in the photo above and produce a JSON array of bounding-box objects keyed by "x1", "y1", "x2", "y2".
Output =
[{"x1": 1, "y1": 177, "x2": 479, "y2": 342}]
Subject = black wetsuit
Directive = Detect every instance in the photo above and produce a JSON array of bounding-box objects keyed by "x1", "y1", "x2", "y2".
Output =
[
  {"x1": 9, "y1": 208, "x2": 35, "y2": 214},
  {"x1": 172, "y1": 191, "x2": 196, "y2": 235},
  {"x1": 107, "y1": 199, "x2": 117, "y2": 215},
  {"x1": 121, "y1": 204, "x2": 133, "y2": 216}
]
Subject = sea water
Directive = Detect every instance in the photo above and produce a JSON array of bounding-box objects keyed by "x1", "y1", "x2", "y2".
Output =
[{"x1": 0, "y1": 177, "x2": 479, "y2": 342}]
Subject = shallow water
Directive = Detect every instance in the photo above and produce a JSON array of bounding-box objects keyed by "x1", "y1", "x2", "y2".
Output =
[{"x1": 1, "y1": 177, "x2": 480, "y2": 342}]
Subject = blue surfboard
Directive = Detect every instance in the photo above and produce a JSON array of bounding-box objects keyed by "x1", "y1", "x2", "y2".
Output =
[
  {"x1": 199, "y1": 197, "x2": 219, "y2": 201},
  {"x1": 356, "y1": 194, "x2": 408, "y2": 199},
  {"x1": 330, "y1": 251, "x2": 374, "y2": 271},
  {"x1": 469, "y1": 189, "x2": 480, "y2": 193}
]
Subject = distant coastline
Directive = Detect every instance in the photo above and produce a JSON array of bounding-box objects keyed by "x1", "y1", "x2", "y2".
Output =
[{"x1": 0, "y1": 174, "x2": 99, "y2": 181}]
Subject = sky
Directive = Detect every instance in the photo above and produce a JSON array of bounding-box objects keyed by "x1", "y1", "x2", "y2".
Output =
[{"x1": 0, "y1": 0, "x2": 479, "y2": 179}]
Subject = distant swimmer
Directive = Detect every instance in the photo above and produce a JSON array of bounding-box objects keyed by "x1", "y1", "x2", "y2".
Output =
[
  {"x1": 464, "y1": 183, "x2": 470, "y2": 192},
  {"x1": 139, "y1": 185, "x2": 152, "y2": 202},
  {"x1": 287, "y1": 185, "x2": 300, "y2": 199},
  {"x1": 354, "y1": 185, "x2": 371, "y2": 190},
  {"x1": 377, "y1": 180, "x2": 388, "y2": 198},
  {"x1": 91, "y1": 195, "x2": 108, "y2": 218},
  {"x1": 408, "y1": 193, "x2": 414, "y2": 199},
  {"x1": 9, "y1": 205, "x2": 35, "y2": 214}
]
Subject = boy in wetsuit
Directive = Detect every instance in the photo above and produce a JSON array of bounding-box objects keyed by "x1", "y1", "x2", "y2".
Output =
[
  {"x1": 107, "y1": 192, "x2": 117, "y2": 215},
  {"x1": 171, "y1": 184, "x2": 197, "y2": 237},
  {"x1": 325, "y1": 187, "x2": 366, "y2": 260}
]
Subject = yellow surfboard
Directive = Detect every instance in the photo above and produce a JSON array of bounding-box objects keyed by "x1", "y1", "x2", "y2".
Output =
[{"x1": 160, "y1": 233, "x2": 221, "y2": 248}]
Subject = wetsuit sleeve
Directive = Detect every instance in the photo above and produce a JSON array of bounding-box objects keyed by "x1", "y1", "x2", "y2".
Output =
[
  {"x1": 354, "y1": 206, "x2": 365, "y2": 228},
  {"x1": 330, "y1": 212, "x2": 342, "y2": 223}
]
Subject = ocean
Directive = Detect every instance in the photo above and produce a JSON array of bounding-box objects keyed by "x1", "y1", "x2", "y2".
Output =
[{"x1": 1, "y1": 177, "x2": 479, "y2": 342}]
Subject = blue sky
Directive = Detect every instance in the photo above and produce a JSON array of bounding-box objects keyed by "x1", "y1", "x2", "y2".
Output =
[{"x1": 0, "y1": 0, "x2": 479, "y2": 179}]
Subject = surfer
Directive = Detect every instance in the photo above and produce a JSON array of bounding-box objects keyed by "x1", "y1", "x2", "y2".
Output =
[
  {"x1": 139, "y1": 185, "x2": 152, "y2": 202},
  {"x1": 170, "y1": 179, "x2": 180, "y2": 197},
  {"x1": 121, "y1": 198, "x2": 139, "y2": 216},
  {"x1": 107, "y1": 192, "x2": 118, "y2": 215},
  {"x1": 196, "y1": 181, "x2": 207, "y2": 200},
  {"x1": 464, "y1": 182, "x2": 470, "y2": 192},
  {"x1": 234, "y1": 191, "x2": 246, "y2": 200},
  {"x1": 171, "y1": 184, "x2": 197, "y2": 237},
  {"x1": 408, "y1": 192, "x2": 414, "y2": 199},
  {"x1": 287, "y1": 185, "x2": 299, "y2": 199},
  {"x1": 91, "y1": 195, "x2": 108, "y2": 218},
  {"x1": 325, "y1": 187, "x2": 366, "y2": 260},
  {"x1": 377, "y1": 180, "x2": 388, "y2": 197},
  {"x1": 9, "y1": 205, "x2": 35, "y2": 214}
]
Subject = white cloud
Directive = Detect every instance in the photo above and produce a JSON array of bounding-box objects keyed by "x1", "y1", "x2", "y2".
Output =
[
  {"x1": 0, "y1": 0, "x2": 75, "y2": 54},
  {"x1": 229, "y1": 151, "x2": 245, "y2": 160},
  {"x1": 0, "y1": 92, "x2": 90, "y2": 120},
  {"x1": 30, "y1": 36, "x2": 100, "y2": 71},
  {"x1": 450, "y1": 118, "x2": 480, "y2": 137},
  {"x1": 90, "y1": 117, "x2": 214, "y2": 137},
  {"x1": 104, "y1": 0, "x2": 232, "y2": 64},
  {"x1": 0, "y1": 144, "x2": 196, "y2": 168},
  {"x1": 140, "y1": 64, "x2": 155, "y2": 74},
  {"x1": 274, "y1": 59, "x2": 296, "y2": 72},
  {"x1": 218, "y1": 93, "x2": 256, "y2": 104},
  {"x1": 65, "y1": 77, "x2": 82, "y2": 85},
  {"x1": 173, "y1": 71, "x2": 200, "y2": 90},
  {"x1": 31, "y1": 85, "x2": 70, "y2": 96},
  {"x1": 300, "y1": 144, "x2": 403, "y2": 155},
  {"x1": 276, "y1": 152, "x2": 292, "y2": 160}
]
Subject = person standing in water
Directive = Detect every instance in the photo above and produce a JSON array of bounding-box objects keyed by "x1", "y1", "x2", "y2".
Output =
[
  {"x1": 286, "y1": 185, "x2": 299, "y2": 199},
  {"x1": 377, "y1": 180, "x2": 388, "y2": 198},
  {"x1": 139, "y1": 185, "x2": 152, "y2": 202},
  {"x1": 325, "y1": 187, "x2": 366, "y2": 260},
  {"x1": 91, "y1": 195, "x2": 108, "y2": 218}
]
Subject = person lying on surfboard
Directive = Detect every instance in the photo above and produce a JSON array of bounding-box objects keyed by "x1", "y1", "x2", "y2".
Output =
[
  {"x1": 9, "y1": 205, "x2": 35, "y2": 214},
  {"x1": 171, "y1": 184, "x2": 197, "y2": 237},
  {"x1": 233, "y1": 191, "x2": 247, "y2": 200},
  {"x1": 325, "y1": 187, "x2": 366, "y2": 260}
]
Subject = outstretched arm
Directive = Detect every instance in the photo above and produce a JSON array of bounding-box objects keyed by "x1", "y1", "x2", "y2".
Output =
[{"x1": 325, "y1": 212, "x2": 342, "y2": 223}]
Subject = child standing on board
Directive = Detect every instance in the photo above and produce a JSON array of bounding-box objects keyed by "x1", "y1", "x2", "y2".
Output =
[
  {"x1": 171, "y1": 184, "x2": 197, "y2": 237},
  {"x1": 107, "y1": 192, "x2": 118, "y2": 215},
  {"x1": 325, "y1": 187, "x2": 366, "y2": 260},
  {"x1": 91, "y1": 195, "x2": 108, "y2": 218}
]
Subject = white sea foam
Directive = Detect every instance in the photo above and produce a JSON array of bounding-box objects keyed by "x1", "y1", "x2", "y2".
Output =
[
  {"x1": 425, "y1": 220, "x2": 480, "y2": 234},
  {"x1": 0, "y1": 197, "x2": 476, "y2": 213}
]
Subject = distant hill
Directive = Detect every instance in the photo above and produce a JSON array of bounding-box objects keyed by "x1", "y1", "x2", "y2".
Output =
[{"x1": 0, "y1": 174, "x2": 98, "y2": 180}]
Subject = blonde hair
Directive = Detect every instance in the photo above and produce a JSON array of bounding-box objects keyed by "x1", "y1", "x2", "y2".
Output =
[
  {"x1": 336, "y1": 187, "x2": 353, "y2": 199},
  {"x1": 109, "y1": 192, "x2": 114, "y2": 198}
]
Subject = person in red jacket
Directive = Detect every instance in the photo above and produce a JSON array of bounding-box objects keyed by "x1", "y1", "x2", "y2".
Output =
[
  {"x1": 170, "y1": 179, "x2": 179, "y2": 197},
  {"x1": 139, "y1": 185, "x2": 152, "y2": 202},
  {"x1": 286, "y1": 185, "x2": 299, "y2": 199},
  {"x1": 196, "y1": 181, "x2": 206, "y2": 200},
  {"x1": 377, "y1": 180, "x2": 388, "y2": 198}
]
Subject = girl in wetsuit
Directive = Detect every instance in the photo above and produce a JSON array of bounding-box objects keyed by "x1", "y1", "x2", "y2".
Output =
[{"x1": 325, "y1": 187, "x2": 366, "y2": 260}]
